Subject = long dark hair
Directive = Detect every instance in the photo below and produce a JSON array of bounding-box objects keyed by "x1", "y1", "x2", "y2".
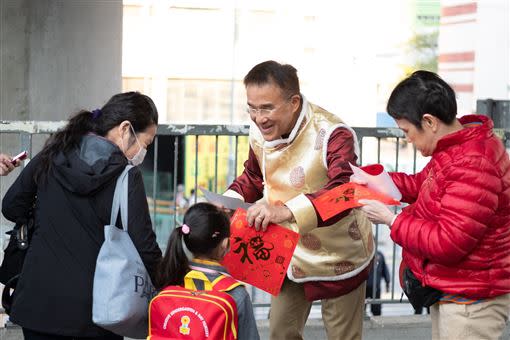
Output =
[
  {"x1": 157, "y1": 202, "x2": 231, "y2": 289},
  {"x1": 35, "y1": 91, "x2": 158, "y2": 183}
]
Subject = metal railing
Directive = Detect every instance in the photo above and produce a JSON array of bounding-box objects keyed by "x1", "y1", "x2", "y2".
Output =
[{"x1": 1, "y1": 121, "x2": 509, "y2": 316}]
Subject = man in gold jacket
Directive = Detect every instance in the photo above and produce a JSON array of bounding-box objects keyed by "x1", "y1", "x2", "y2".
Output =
[{"x1": 226, "y1": 60, "x2": 374, "y2": 340}]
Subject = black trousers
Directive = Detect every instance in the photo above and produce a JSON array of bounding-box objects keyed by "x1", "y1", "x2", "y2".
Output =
[
  {"x1": 22, "y1": 328, "x2": 122, "y2": 340},
  {"x1": 366, "y1": 285, "x2": 382, "y2": 316}
]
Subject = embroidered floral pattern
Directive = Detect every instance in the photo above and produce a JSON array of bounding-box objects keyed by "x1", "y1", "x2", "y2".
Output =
[
  {"x1": 301, "y1": 233, "x2": 322, "y2": 250},
  {"x1": 314, "y1": 128, "x2": 326, "y2": 150},
  {"x1": 334, "y1": 261, "x2": 355, "y2": 275},
  {"x1": 348, "y1": 221, "x2": 362, "y2": 240},
  {"x1": 290, "y1": 166, "x2": 305, "y2": 188}
]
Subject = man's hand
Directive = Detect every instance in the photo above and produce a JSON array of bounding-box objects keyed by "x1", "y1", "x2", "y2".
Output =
[
  {"x1": 246, "y1": 202, "x2": 294, "y2": 231},
  {"x1": 0, "y1": 153, "x2": 18, "y2": 176},
  {"x1": 358, "y1": 199, "x2": 396, "y2": 226}
]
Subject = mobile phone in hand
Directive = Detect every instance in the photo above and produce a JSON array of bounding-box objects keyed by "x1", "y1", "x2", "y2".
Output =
[{"x1": 11, "y1": 150, "x2": 28, "y2": 164}]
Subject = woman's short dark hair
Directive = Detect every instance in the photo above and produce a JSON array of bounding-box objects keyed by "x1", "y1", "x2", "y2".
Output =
[
  {"x1": 387, "y1": 70, "x2": 457, "y2": 129},
  {"x1": 244, "y1": 60, "x2": 300, "y2": 99},
  {"x1": 35, "y1": 91, "x2": 158, "y2": 182}
]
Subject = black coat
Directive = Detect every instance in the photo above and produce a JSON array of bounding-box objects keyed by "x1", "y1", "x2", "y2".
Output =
[
  {"x1": 2, "y1": 135, "x2": 162, "y2": 337},
  {"x1": 366, "y1": 251, "x2": 390, "y2": 293}
]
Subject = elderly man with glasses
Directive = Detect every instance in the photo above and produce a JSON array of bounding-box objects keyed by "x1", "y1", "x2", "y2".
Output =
[{"x1": 225, "y1": 60, "x2": 374, "y2": 340}]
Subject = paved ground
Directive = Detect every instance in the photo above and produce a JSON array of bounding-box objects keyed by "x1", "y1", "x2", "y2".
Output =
[
  {"x1": 256, "y1": 316, "x2": 510, "y2": 340},
  {"x1": 1, "y1": 317, "x2": 509, "y2": 340}
]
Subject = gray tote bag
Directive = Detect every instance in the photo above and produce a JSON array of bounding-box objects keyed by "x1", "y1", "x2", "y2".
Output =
[{"x1": 92, "y1": 165, "x2": 155, "y2": 339}]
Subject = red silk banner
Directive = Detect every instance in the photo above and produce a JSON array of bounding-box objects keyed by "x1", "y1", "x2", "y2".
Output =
[
  {"x1": 222, "y1": 209, "x2": 300, "y2": 296},
  {"x1": 312, "y1": 182, "x2": 401, "y2": 221}
]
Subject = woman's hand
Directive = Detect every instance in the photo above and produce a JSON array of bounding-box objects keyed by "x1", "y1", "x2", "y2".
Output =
[
  {"x1": 0, "y1": 153, "x2": 19, "y2": 176},
  {"x1": 246, "y1": 202, "x2": 294, "y2": 232},
  {"x1": 358, "y1": 199, "x2": 396, "y2": 226}
]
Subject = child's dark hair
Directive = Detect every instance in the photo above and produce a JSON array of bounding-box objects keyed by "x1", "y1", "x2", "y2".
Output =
[{"x1": 156, "y1": 202, "x2": 231, "y2": 289}]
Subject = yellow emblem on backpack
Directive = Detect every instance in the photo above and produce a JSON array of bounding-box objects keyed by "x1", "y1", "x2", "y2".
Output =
[{"x1": 179, "y1": 315, "x2": 191, "y2": 335}]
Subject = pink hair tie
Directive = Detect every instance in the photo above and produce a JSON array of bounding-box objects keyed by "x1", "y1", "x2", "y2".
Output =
[{"x1": 181, "y1": 224, "x2": 190, "y2": 235}]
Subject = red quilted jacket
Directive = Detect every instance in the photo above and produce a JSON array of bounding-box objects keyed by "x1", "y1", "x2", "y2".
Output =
[{"x1": 390, "y1": 115, "x2": 510, "y2": 299}]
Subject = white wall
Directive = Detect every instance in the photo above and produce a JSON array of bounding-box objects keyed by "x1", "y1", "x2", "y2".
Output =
[
  {"x1": 473, "y1": 0, "x2": 510, "y2": 102},
  {"x1": 438, "y1": 0, "x2": 510, "y2": 115},
  {"x1": 122, "y1": 0, "x2": 415, "y2": 126}
]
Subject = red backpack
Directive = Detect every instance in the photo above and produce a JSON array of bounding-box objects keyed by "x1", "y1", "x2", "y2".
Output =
[{"x1": 148, "y1": 270, "x2": 241, "y2": 340}]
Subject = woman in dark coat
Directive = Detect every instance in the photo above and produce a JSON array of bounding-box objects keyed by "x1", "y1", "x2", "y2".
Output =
[{"x1": 2, "y1": 92, "x2": 162, "y2": 339}]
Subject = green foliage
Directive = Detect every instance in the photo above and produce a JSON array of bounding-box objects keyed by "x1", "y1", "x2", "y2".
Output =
[{"x1": 406, "y1": 30, "x2": 439, "y2": 74}]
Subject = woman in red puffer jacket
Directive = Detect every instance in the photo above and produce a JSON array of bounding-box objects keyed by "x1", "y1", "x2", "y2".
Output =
[{"x1": 359, "y1": 71, "x2": 510, "y2": 340}]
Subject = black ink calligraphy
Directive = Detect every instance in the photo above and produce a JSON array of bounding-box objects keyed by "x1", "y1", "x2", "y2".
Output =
[
  {"x1": 233, "y1": 235, "x2": 275, "y2": 264},
  {"x1": 331, "y1": 188, "x2": 355, "y2": 203}
]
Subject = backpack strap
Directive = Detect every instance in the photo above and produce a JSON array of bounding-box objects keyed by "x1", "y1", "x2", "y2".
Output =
[
  {"x1": 211, "y1": 274, "x2": 242, "y2": 292},
  {"x1": 183, "y1": 270, "x2": 213, "y2": 291},
  {"x1": 182, "y1": 269, "x2": 242, "y2": 292}
]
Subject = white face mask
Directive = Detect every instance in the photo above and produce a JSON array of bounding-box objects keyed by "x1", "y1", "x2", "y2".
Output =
[
  {"x1": 129, "y1": 143, "x2": 147, "y2": 166},
  {"x1": 123, "y1": 123, "x2": 147, "y2": 166}
]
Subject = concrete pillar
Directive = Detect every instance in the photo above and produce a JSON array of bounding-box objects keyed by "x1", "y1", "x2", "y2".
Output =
[
  {"x1": 0, "y1": 0, "x2": 122, "y2": 237},
  {"x1": 0, "y1": 0, "x2": 30, "y2": 120},
  {"x1": 1, "y1": 0, "x2": 123, "y2": 121}
]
